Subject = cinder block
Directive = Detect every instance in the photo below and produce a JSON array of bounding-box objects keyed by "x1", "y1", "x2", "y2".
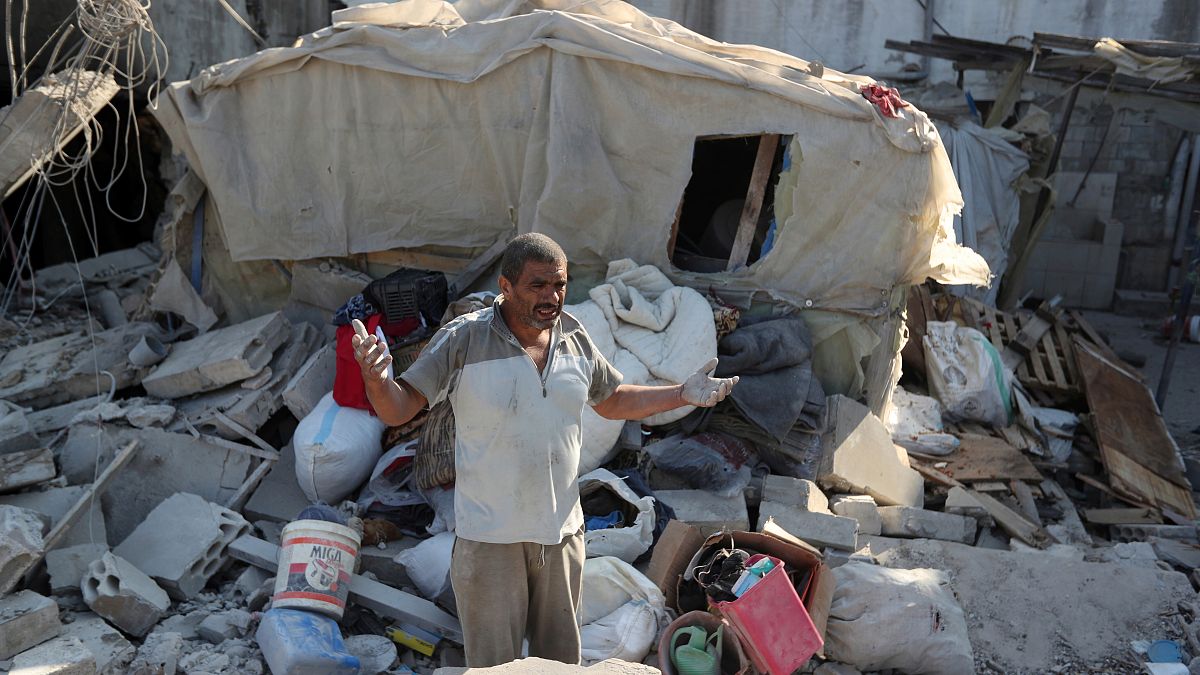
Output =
[
  {"x1": 46, "y1": 544, "x2": 109, "y2": 594},
  {"x1": 654, "y1": 490, "x2": 749, "y2": 536},
  {"x1": 81, "y1": 553, "x2": 171, "y2": 638},
  {"x1": 113, "y1": 493, "x2": 250, "y2": 600},
  {"x1": 142, "y1": 312, "x2": 290, "y2": 398},
  {"x1": 829, "y1": 494, "x2": 882, "y2": 536},
  {"x1": 282, "y1": 343, "x2": 335, "y2": 420},
  {"x1": 0, "y1": 590, "x2": 61, "y2": 660},
  {"x1": 9, "y1": 635, "x2": 96, "y2": 675},
  {"x1": 759, "y1": 502, "x2": 858, "y2": 551},
  {"x1": 0, "y1": 504, "x2": 47, "y2": 594},
  {"x1": 878, "y1": 506, "x2": 977, "y2": 544},
  {"x1": 817, "y1": 396, "x2": 924, "y2": 508},
  {"x1": 66, "y1": 613, "x2": 135, "y2": 675},
  {"x1": 762, "y1": 475, "x2": 829, "y2": 513},
  {"x1": 1110, "y1": 524, "x2": 1199, "y2": 543}
]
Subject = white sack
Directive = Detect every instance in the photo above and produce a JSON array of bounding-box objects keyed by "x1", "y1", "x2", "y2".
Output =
[
  {"x1": 923, "y1": 321, "x2": 1012, "y2": 427},
  {"x1": 579, "y1": 556, "x2": 668, "y2": 665},
  {"x1": 294, "y1": 392, "x2": 385, "y2": 503},
  {"x1": 578, "y1": 469, "x2": 655, "y2": 563},
  {"x1": 826, "y1": 562, "x2": 974, "y2": 675},
  {"x1": 887, "y1": 386, "x2": 958, "y2": 456},
  {"x1": 394, "y1": 531, "x2": 455, "y2": 602}
]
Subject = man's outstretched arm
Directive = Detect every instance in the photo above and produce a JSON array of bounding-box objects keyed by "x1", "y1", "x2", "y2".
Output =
[{"x1": 592, "y1": 358, "x2": 737, "y2": 420}]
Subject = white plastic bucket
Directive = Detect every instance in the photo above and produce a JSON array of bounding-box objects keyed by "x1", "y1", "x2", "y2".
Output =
[{"x1": 272, "y1": 519, "x2": 361, "y2": 620}]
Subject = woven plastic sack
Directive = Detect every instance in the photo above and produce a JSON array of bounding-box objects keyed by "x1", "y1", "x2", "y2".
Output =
[
  {"x1": 414, "y1": 400, "x2": 455, "y2": 489},
  {"x1": 923, "y1": 321, "x2": 1012, "y2": 427}
]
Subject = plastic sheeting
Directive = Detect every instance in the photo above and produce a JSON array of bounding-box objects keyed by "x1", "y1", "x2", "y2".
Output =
[{"x1": 152, "y1": 0, "x2": 989, "y2": 316}]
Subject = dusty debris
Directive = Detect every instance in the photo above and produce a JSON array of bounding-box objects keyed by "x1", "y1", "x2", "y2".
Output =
[
  {"x1": 0, "y1": 590, "x2": 61, "y2": 660},
  {"x1": 141, "y1": 312, "x2": 290, "y2": 399},
  {"x1": 818, "y1": 396, "x2": 925, "y2": 508}
]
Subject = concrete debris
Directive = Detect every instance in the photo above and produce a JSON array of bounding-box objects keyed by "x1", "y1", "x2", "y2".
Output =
[
  {"x1": 229, "y1": 566, "x2": 272, "y2": 600},
  {"x1": 151, "y1": 613, "x2": 207, "y2": 642},
  {"x1": 0, "y1": 447, "x2": 58, "y2": 492},
  {"x1": 128, "y1": 631, "x2": 183, "y2": 675},
  {"x1": 91, "y1": 289, "x2": 127, "y2": 329},
  {"x1": 66, "y1": 613, "x2": 136, "y2": 675},
  {"x1": 653, "y1": 489, "x2": 750, "y2": 536},
  {"x1": 0, "y1": 400, "x2": 41, "y2": 454},
  {"x1": 0, "y1": 590, "x2": 61, "y2": 660},
  {"x1": 877, "y1": 506, "x2": 977, "y2": 544},
  {"x1": 759, "y1": 504, "x2": 859, "y2": 551},
  {"x1": 285, "y1": 260, "x2": 371, "y2": 336},
  {"x1": 813, "y1": 663, "x2": 863, "y2": 675},
  {"x1": 148, "y1": 258, "x2": 218, "y2": 333},
  {"x1": 242, "y1": 443, "x2": 309, "y2": 524},
  {"x1": 1087, "y1": 542, "x2": 1161, "y2": 569},
  {"x1": 0, "y1": 322, "x2": 162, "y2": 409},
  {"x1": 46, "y1": 544, "x2": 109, "y2": 593},
  {"x1": 1151, "y1": 538, "x2": 1200, "y2": 570},
  {"x1": 1111, "y1": 524, "x2": 1199, "y2": 543},
  {"x1": 0, "y1": 505, "x2": 46, "y2": 594},
  {"x1": 343, "y1": 634, "x2": 398, "y2": 673},
  {"x1": 358, "y1": 538, "x2": 420, "y2": 588},
  {"x1": 9, "y1": 635, "x2": 96, "y2": 675},
  {"x1": 829, "y1": 494, "x2": 883, "y2": 536},
  {"x1": 282, "y1": 343, "x2": 335, "y2": 420},
  {"x1": 0, "y1": 484, "x2": 108, "y2": 548},
  {"x1": 142, "y1": 312, "x2": 290, "y2": 399},
  {"x1": 69, "y1": 399, "x2": 176, "y2": 430},
  {"x1": 31, "y1": 243, "x2": 156, "y2": 295},
  {"x1": 25, "y1": 396, "x2": 108, "y2": 436},
  {"x1": 81, "y1": 553, "x2": 172, "y2": 638},
  {"x1": 113, "y1": 493, "x2": 250, "y2": 600},
  {"x1": 197, "y1": 609, "x2": 252, "y2": 644},
  {"x1": 762, "y1": 475, "x2": 830, "y2": 513},
  {"x1": 818, "y1": 395, "x2": 924, "y2": 508}
]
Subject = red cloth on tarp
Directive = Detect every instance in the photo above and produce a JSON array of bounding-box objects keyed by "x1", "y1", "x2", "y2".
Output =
[
  {"x1": 861, "y1": 83, "x2": 909, "y2": 119},
  {"x1": 333, "y1": 314, "x2": 423, "y2": 414}
]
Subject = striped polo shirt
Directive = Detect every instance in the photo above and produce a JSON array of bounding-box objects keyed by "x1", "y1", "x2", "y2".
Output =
[{"x1": 400, "y1": 296, "x2": 623, "y2": 545}]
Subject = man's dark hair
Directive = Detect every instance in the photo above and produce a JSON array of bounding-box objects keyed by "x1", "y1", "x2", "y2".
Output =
[{"x1": 500, "y1": 233, "x2": 567, "y2": 283}]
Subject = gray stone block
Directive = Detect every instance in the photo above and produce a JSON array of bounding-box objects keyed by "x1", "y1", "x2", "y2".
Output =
[
  {"x1": 830, "y1": 494, "x2": 882, "y2": 536},
  {"x1": 0, "y1": 485, "x2": 108, "y2": 548},
  {"x1": 878, "y1": 506, "x2": 977, "y2": 544},
  {"x1": 46, "y1": 544, "x2": 109, "y2": 594},
  {"x1": 288, "y1": 261, "x2": 372, "y2": 314},
  {"x1": 243, "y1": 443, "x2": 309, "y2": 524},
  {"x1": 197, "y1": 609, "x2": 252, "y2": 644},
  {"x1": 945, "y1": 486, "x2": 993, "y2": 527},
  {"x1": 0, "y1": 590, "x2": 61, "y2": 660},
  {"x1": 128, "y1": 631, "x2": 183, "y2": 675},
  {"x1": 653, "y1": 490, "x2": 749, "y2": 536},
  {"x1": 759, "y1": 501, "x2": 858, "y2": 551},
  {"x1": 142, "y1": 312, "x2": 290, "y2": 398},
  {"x1": 762, "y1": 475, "x2": 829, "y2": 513},
  {"x1": 283, "y1": 343, "x2": 335, "y2": 420},
  {"x1": 0, "y1": 504, "x2": 46, "y2": 594},
  {"x1": 10, "y1": 635, "x2": 96, "y2": 675},
  {"x1": 114, "y1": 493, "x2": 250, "y2": 600},
  {"x1": 0, "y1": 447, "x2": 57, "y2": 492},
  {"x1": 81, "y1": 553, "x2": 171, "y2": 638},
  {"x1": 65, "y1": 613, "x2": 135, "y2": 675},
  {"x1": 1111, "y1": 524, "x2": 1199, "y2": 543},
  {"x1": 818, "y1": 396, "x2": 924, "y2": 508},
  {"x1": 0, "y1": 401, "x2": 41, "y2": 454}
]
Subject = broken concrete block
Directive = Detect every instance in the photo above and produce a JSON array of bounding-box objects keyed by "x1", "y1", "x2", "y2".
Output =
[
  {"x1": 81, "y1": 553, "x2": 171, "y2": 638},
  {"x1": 653, "y1": 490, "x2": 749, "y2": 536},
  {"x1": 148, "y1": 258, "x2": 218, "y2": 333},
  {"x1": 1150, "y1": 538, "x2": 1200, "y2": 570},
  {"x1": 759, "y1": 502, "x2": 858, "y2": 551},
  {"x1": 230, "y1": 566, "x2": 272, "y2": 600},
  {"x1": 113, "y1": 493, "x2": 250, "y2": 600},
  {"x1": 878, "y1": 506, "x2": 977, "y2": 544},
  {"x1": 358, "y1": 538, "x2": 420, "y2": 588},
  {"x1": 0, "y1": 322, "x2": 161, "y2": 409},
  {"x1": 1111, "y1": 524, "x2": 1199, "y2": 543},
  {"x1": 0, "y1": 400, "x2": 41, "y2": 454},
  {"x1": 818, "y1": 396, "x2": 924, "y2": 508},
  {"x1": 151, "y1": 613, "x2": 208, "y2": 641},
  {"x1": 59, "y1": 425, "x2": 251, "y2": 544},
  {"x1": 66, "y1": 613, "x2": 134, "y2": 675},
  {"x1": 282, "y1": 343, "x2": 335, "y2": 420},
  {"x1": 197, "y1": 609, "x2": 252, "y2": 644},
  {"x1": 829, "y1": 494, "x2": 882, "y2": 536},
  {"x1": 46, "y1": 544, "x2": 109, "y2": 594},
  {"x1": 288, "y1": 260, "x2": 372, "y2": 315},
  {"x1": 243, "y1": 443, "x2": 310, "y2": 524},
  {"x1": 944, "y1": 486, "x2": 994, "y2": 527},
  {"x1": 128, "y1": 631, "x2": 183, "y2": 675},
  {"x1": 1089, "y1": 542, "x2": 1160, "y2": 569},
  {"x1": 762, "y1": 475, "x2": 829, "y2": 513},
  {"x1": 0, "y1": 484, "x2": 108, "y2": 548},
  {"x1": 0, "y1": 590, "x2": 61, "y2": 660},
  {"x1": 0, "y1": 447, "x2": 57, "y2": 491},
  {"x1": 142, "y1": 312, "x2": 290, "y2": 398},
  {"x1": 26, "y1": 396, "x2": 107, "y2": 436},
  {"x1": 9, "y1": 635, "x2": 96, "y2": 675},
  {"x1": 123, "y1": 403, "x2": 176, "y2": 429},
  {"x1": 0, "y1": 504, "x2": 46, "y2": 594}
]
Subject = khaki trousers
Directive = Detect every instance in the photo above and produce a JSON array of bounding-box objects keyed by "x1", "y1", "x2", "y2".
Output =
[{"x1": 450, "y1": 530, "x2": 586, "y2": 667}]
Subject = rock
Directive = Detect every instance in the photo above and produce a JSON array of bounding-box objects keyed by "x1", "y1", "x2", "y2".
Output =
[
  {"x1": 9, "y1": 635, "x2": 96, "y2": 675},
  {"x1": 46, "y1": 544, "x2": 109, "y2": 593},
  {"x1": 128, "y1": 631, "x2": 183, "y2": 675},
  {"x1": 0, "y1": 504, "x2": 46, "y2": 593},
  {"x1": 113, "y1": 493, "x2": 250, "y2": 600},
  {"x1": 652, "y1": 490, "x2": 749, "y2": 536},
  {"x1": 150, "y1": 613, "x2": 208, "y2": 641},
  {"x1": 759, "y1": 502, "x2": 858, "y2": 551},
  {"x1": 762, "y1": 476, "x2": 829, "y2": 513},
  {"x1": 817, "y1": 396, "x2": 924, "y2": 508},
  {"x1": 829, "y1": 494, "x2": 882, "y2": 536},
  {"x1": 0, "y1": 590, "x2": 61, "y2": 660},
  {"x1": 344, "y1": 634, "x2": 398, "y2": 673},
  {"x1": 80, "y1": 552, "x2": 171, "y2": 637},
  {"x1": 64, "y1": 613, "x2": 135, "y2": 674},
  {"x1": 197, "y1": 609, "x2": 252, "y2": 644},
  {"x1": 141, "y1": 312, "x2": 289, "y2": 398},
  {"x1": 178, "y1": 649, "x2": 230, "y2": 673},
  {"x1": 877, "y1": 506, "x2": 976, "y2": 544}
]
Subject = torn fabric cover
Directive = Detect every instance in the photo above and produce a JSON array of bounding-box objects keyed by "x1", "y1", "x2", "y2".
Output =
[{"x1": 152, "y1": 0, "x2": 989, "y2": 314}]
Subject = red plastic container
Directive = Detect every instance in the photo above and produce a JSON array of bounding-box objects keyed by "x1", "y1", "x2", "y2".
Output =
[{"x1": 715, "y1": 554, "x2": 823, "y2": 674}]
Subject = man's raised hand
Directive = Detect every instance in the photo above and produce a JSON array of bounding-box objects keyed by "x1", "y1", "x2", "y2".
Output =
[{"x1": 351, "y1": 318, "x2": 392, "y2": 383}]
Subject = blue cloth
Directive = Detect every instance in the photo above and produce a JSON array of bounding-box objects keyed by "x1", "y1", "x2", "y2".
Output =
[
  {"x1": 584, "y1": 510, "x2": 624, "y2": 532},
  {"x1": 331, "y1": 293, "x2": 379, "y2": 326}
]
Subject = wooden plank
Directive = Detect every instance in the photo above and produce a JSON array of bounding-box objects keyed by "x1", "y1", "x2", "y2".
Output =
[
  {"x1": 366, "y1": 249, "x2": 474, "y2": 274},
  {"x1": 971, "y1": 490, "x2": 1053, "y2": 547},
  {"x1": 1082, "y1": 507, "x2": 1163, "y2": 525},
  {"x1": 726, "y1": 134, "x2": 780, "y2": 271},
  {"x1": 1074, "y1": 338, "x2": 1195, "y2": 519},
  {"x1": 936, "y1": 434, "x2": 1044, "y2": 483},
  {"x1": 1074, "y1": 472, "x2": 1158, "y2": 510},
  {"x1": 450, "y1": 231, "x2": 511, "y2": 297}
]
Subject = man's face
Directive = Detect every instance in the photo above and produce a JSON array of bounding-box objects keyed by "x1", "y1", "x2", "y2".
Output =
[{"x1": 500, "y1": 259, "x2": 567, "y2": 331}]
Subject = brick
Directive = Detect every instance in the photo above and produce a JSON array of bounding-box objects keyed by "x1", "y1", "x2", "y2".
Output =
[
  {"x1": 829, "y1": 494, "x2": 882, "y2": 535},
  {"x1": 0, "y1": 504, "x2": 46, "y2": 594},
  {"x1": 878, "y1": 506, "x2": 977, "y2": 544},
  {"x1": 817, "y1": 396, "x2": 923, "y2": 508},
  {"x1": 113, "y1": 493, "x2": 250, "y2": 600},
  {"x1": 142, "y1": 312, "x2": 290, "y2": 398},
  {"x1": 81, "y1": 553, "x2": 171, "y2": 638},
  {"x1": 762, "y1": 475, "x2": 829, "y2": 513},
  {"x1": 638, "y1": 490, "x2": 748, "y2": 537},
  {"x1": 46, "y1": 544, "x2": 109, "y2": 594},
  {"x1": 282, "y1": 343, "x2": 335, "y2": 420},
  {"x1": 759, "y1": 501, "x2": 858, "y2": 551},
  {"x1": 9, "y1": 635, "x2": 96, "y2": 675},
  {"x1": 65, "y1": 613, "x2": 135, "y2": 674},
  {"x1": 0, "y1": 590, "x2": 61, "y2": 660}
]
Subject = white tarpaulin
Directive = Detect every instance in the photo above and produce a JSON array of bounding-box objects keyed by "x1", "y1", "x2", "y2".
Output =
[{"x1": 152, "y1": 0, "x2": 989, "y2": 314}]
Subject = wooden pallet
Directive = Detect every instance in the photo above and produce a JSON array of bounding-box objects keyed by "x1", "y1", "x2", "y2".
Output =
[{"x1": 958, "y1": 298, "x2": 1080, "y2": 398}]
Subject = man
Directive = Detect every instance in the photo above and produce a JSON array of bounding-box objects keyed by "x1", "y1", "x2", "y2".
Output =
[{"x1": 352, "y1": 233, "x2": 736, "y2": 667}]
